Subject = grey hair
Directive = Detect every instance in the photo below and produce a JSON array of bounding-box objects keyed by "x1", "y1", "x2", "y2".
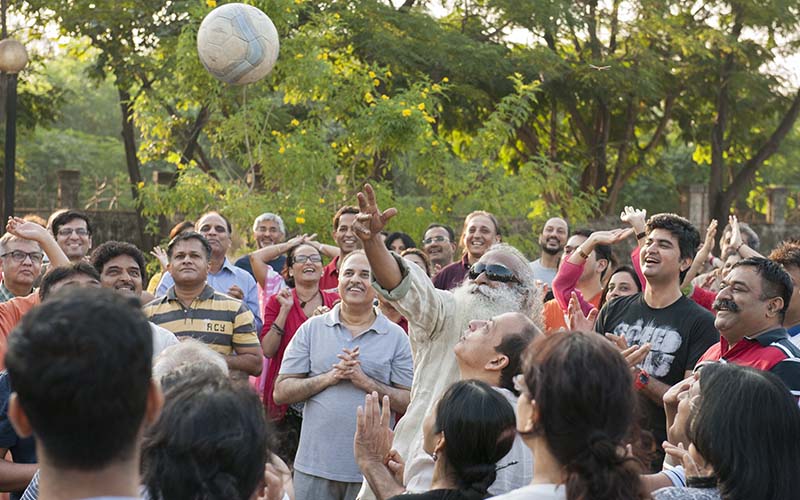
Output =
[
  {"x1": 253, "y1": 212, "x2": 285, "y2": 235},
  {"x1": 484, "y1": 242, "x2": 543, "y2": 329},
  {"x1": 152, "y1": 339, "x2": 230, "y2": 382},
  {"x1": 0, "y1": 233, "x2": 41, "y2": 255}
]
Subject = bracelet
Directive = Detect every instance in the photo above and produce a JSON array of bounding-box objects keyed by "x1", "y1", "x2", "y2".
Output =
[
  {"x1": 636, "y1": 231, "x2": 646, "y2": 240},
  {"x1": 578, "y1": 247, "x2": 589, "y2": 260},
  {"x1": 734, "y1": 242, "x2": 744, "y2": 253},
  {"x1": 270, "y1": 324, "x2": 285, "y2": 336}
]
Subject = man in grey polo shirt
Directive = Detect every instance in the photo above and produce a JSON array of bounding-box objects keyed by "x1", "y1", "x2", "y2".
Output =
[{"x1": 274, "y1": 250, "x2": 413, "y2": 500}]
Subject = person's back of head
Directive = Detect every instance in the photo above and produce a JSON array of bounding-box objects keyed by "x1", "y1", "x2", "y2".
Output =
[
  {"x1": 520, "y1": 331, "x2": 644, "y2": 500},
  {"x1": 690, "y1": 363, "x2": 800, "y2": 500},
  {"x1": 152, "y1": 338, "x2": 230, "y2": 382},
  {"x1": 434, "y1": 379, "x2": 517, "y2": 500},
  {"x1": 38, "y1": 262, "x2": 101, "y2": 301},
  {"x1": 141, "y1": 372, "x2": 269, "y2": 500},
  {"x1": 5, "y1": 287, "x2": 154, "y2": 470}
]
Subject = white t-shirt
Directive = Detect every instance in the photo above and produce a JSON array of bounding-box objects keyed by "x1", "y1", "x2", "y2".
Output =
[
  {"x1": 490, "y1": 484, "x2": 566, "y2": 500},
  {"x1": 150, "y1": 322, "x2": 179, "y2": 357}
]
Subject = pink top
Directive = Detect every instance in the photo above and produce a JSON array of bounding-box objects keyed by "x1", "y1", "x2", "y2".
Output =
[{"x1": 552, "y1": 259, "x2": 594, "y2": 316}]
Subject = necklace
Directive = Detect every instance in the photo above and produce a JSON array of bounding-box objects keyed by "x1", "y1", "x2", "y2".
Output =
[{"x1": 296, "y1": 289, "x2": 320, "y2": 308}]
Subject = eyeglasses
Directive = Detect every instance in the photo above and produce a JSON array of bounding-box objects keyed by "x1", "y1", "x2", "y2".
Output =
[
  {"x1": 468, "y1": 263, "x2": 519, "y2": 283},
  {"x1": 57, "y1": 228, "x2": 90, "y2": 237},
  {"x1": 294, "y1": 254, "x2": 323, "y2": 264},
  {"x1": 1, "y1": 251, "x2": 44, "y2": 264},
  {"x1": 423, "y1": 235, "x2": 449, "y2": 245}
]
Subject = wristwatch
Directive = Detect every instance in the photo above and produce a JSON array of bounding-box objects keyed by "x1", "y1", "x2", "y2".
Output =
[{"x1": 635, "y1": 369, "x2": 650, "y2": 391}]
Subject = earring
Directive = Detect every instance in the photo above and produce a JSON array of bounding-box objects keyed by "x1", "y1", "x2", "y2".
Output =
[{"x1": 431, "y1": 451, "x2": 438, "y2": 462}]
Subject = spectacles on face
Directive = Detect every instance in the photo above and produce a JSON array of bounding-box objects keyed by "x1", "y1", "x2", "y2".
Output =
[
  {"x1": 468, "y1": 263, "x2": 519, "y2": 283},
  {"x1": 1, "y1": 251, "x2": 44, "y2": 264},
  {"x1": 294, "y1": 254, "x2": 323, "y2": 264},
  {"x1": 57, "y1": 228, "x2": 89, "y2": 237},
  {"x1": 423, "y1": 235, "x2": 449, "y2": 245}
]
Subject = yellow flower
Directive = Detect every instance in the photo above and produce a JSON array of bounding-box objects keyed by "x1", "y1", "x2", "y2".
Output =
[
  {"x1": 424, "y1": 115, "x2": 435, "y2": 123},
  {"x1": 298, "y1": 208, "x2": 306, "y2": 215},
  {"x1": 331, "y1": 142, "x2": 338, "y2": 148},
  {"x1": 417, "y1": 103, "x2": 425, "y2": 111},
  {"x1": 300, "y1": 129, "x2": 307, "y2": 135},
  {"x1": 278, "y1": 146, "x2": 286, "y2": 154},
  {"x1": 368, "y1": 71, "x2": 376, "y2": 78},
  {"x1": 206, "y1": 0, "x2": 217, "y2": 7},
  {"x1": 290, "y1": 118, "x2": 300, "y2": 126},
  {"x1": 415, "y1": 207, "x2": 424, "y2": 215},
  {"x1": 271, "y1": 130, "x2": 280, "y2": 136},
  {"x1": 295, "y1": 53, "x2": 304, "y2": 59},
  {"x1": 442, "y1": 77, "x2": 449, "y2": 82},
  {"x1": 385, "y1": 70, "x2": 393, "y2": 78},
  {"x1": 364, "y1": 92, "x2": 374, "y2": 103},
  {"x1": 402, "y1": 109, "x2": 412, "y2": 117},
  {"x1": 319, "y1": 197, "x2": 326, "y2": 204},
  {"x1": 316, "y1": 52, "x2": 329, "y2": 60},
  {"x1": 333, "y1": 13, "x2": 340, "y2": 19},
  {"x1": 296, "y1": 217, "x2": 306, "y2": 224},
  {"x1": 381, "y1": 94, "x2": 389, "y2": 100},
  {"x1": 373, "y1": 78, "x2": 380, "y2": 86},
  {"x1": 294, "y1": 0, "x2": 302, "y2": 4},
  {"x1": 136, "y1": 181, "x2": 145, "y2": 189},
  {"x1": 431, "y1": 84, "x2": 441, "y2": 92},
  {"x1": 400, "y1": 101, "x2": 406, "y2": 106},
  {"x1": 432, "y1": 140, "x2": 439, "y2": 146}
]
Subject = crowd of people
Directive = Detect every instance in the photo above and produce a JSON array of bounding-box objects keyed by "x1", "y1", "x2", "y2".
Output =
[{"x1": 0, "y1": 184, "x2": 798, "y2": 500}]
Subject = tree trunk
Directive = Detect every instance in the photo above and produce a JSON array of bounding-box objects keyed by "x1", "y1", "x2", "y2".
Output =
[{"x1": 117, "y1": 87, "x2": 152, "y2": 250}]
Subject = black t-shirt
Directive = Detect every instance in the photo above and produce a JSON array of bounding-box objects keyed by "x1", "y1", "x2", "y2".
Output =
[
  {"x1": 388, "y1": 490, "x2": 476, "y2": 500},
  {"x1": 234, "y1": 254, "x2": 286, "y2": 279},
  {"x1": 595, "y1": 293, "x2": 718, "y2": 442},
  {"x1": 0, "y1": 371, "x2": 37, "y2": 500}
]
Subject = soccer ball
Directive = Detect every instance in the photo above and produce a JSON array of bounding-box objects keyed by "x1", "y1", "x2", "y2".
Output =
[{"x1": 197, "y1": 3, "x2": 280, "y2": 85}]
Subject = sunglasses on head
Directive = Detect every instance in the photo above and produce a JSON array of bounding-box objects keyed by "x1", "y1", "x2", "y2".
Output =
[{"x1": 468, "y1": 263, "x2": 519, "y2": 283}]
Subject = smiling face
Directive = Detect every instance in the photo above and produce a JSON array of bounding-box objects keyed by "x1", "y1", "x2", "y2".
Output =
[
  {"x1": 538, "y1": 218, "x2": 568, "y2": 256},
  {"x1": 289, "y1": 244, "x2": 323, "y2": 285},
  {"x1": 462, "y1": 215, "x2": 499, "y2": 260},
  {"x1": 713, "y1": 265, "x2": 781, "y2": 341},
  {"x1": 168, "y1": 239, "x2": 210, "y2": 287},
  {"x1": 640, "y1": 228, "x2": 690, "y2": 283},
  {"x1": 196, "y1": 213, "x2": 231, "y2": 259},
  {"x1": 423, "y1": 226, "x2": 455, "y2": 266},
  {"x1": 56, "y1": 218, "x2": 92, "y2": 261},
  {"x1": 254, "y1": 219, "x2": 284, "y2": 249},
  {"x1": 338, "y1": 253, "x2": 374, "y2": 307},
  {"x1": 606, "y1": 271, "x2": 639, "y2": 303},
  {"x1": 333, "y1": 213, "x2": 361, "y2": 255},
  {"x1": 100, "y1": 254, "x2": 143, "y2": 297},
  {"x1": 0, "y1": 239, "x2": 43, "y2": 292}
]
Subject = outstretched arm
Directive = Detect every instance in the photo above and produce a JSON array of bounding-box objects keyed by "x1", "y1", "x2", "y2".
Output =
[
  {"x1": 6, "y1": 217, "x2": 69, "y2": 268},
  {"x1": 354, "y1": 184, "x2": 402, "y2": 291}
]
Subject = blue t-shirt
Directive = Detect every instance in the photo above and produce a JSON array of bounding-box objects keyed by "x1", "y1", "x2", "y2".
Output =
[{"x1": 0, "y1": 370, "x2": 37, "y2": 500}]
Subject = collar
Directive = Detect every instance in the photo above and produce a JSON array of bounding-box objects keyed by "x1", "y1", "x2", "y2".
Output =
[
  {"x1": 0, "y1": 281, "x2": 16, "y2": 301},
  {"x1": 788, "y1": 323, "x2": 800, "y2": 337},
  {"x1": 215, "y1": 257, "x2": 236, "y2": 275},
  {"x1": 746, "y1": 327, "x2": 790, "y2": 347},
  {"x1": 325, "y1": 255, "x2": 340, "y2": 275},
  {"x1": 460, "y1": 254, "x2": 471, "y2": 268},
  {"x1": 166, "y1": 283, "x2": 215, "y2": 302},
  {"x1": 324, "y1": 303, "x2": 390, "y2": 335}
]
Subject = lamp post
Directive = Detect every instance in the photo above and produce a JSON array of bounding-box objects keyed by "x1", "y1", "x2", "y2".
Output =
[{"x1": 0, "y1": 38, "x2": 28, "y2": 222}]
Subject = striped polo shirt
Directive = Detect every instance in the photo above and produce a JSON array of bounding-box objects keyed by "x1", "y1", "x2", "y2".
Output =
[{"x1": 143, "y1": 284, "x2": 259, "y2": 356}]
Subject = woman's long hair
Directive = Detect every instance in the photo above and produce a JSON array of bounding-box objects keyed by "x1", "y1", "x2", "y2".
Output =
[
  {"x1": 434, "y1": 379, "x2": 517, "y2": 500},
  {"x1": 521, "y1": 331, "x2": 646, "y2": 500}
]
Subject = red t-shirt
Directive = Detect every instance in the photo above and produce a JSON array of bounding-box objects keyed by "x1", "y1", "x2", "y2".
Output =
[{"x1": 319, "y1": 256, "x2": 340, "y2": 292}]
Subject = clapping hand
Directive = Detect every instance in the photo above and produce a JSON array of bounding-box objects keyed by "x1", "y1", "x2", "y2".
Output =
[{"x1": 567, "y1": 292, "x2": 598, "y2": 331}]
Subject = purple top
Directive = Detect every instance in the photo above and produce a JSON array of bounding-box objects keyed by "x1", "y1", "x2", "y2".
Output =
[{"x1": 432, "y1": 254, "x2": 470, "y2": 290}]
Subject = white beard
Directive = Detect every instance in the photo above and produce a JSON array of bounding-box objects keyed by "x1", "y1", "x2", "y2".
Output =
[{"x1": 451, "y1": 282, "x2": 526, "y2": 332}]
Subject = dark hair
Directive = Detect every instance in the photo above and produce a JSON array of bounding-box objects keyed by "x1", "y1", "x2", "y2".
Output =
[
  {"x1": 599, "y1": 266, "x2": 643, "y2": 309},
  {"x1": 494, "y1": 315, "x2": 540, "y2": 395},
  {"x1": 400, "y1": 248, "x2": 432, "y2": 277},
  {"x1": 6, "y1": 288, "x2": 152, "y2": 469},
  {"x1": 570, "y1": 229, "x2": 613, "y2": 280},
  {"x1": 731, "y1": 257, "x2": 793, "y2": 320},
  {"x1": 424, "y1": 223, "x2": 455, "y2": 243},
  {"x1": 169, "y1": 221, "x2": 195, "y2": 240},
  {"x1": 141, "y1": 372, "x2": 269, "y2": 500},
  {"x1": 197, "y1": 211, "x2": 232, "y2": 235},
  {"x1": 385, "y1": 232, "x2": 416, "y2": 251},
  {"x1": 90, "y1": 241, "x2": 148, "y2": 288},
  {"x1": 689, "y1": 363, "x2": 800, "y2": 500},
  {"x1": 51, "y1": 210, "x2": 93, "y2": 237},
  {"x1": 333, "y1": 206, "x2": 359, "y2": 230},
  {"x1": 769, "y1": 239, "x2": 800, "y2": 269},
  {"x1": 283, "y1": 243, "x2": 322, "y2": 288},
  {"x1": 646, "y1": 213, "x2": 701, "y2": 281},
  {"x1": 39, "y1": 262, "x2": 101, "y2": 301},
  {"x1": 434, "y1": 380, "x2": 516, "y2": 500},
  {"x1": 723, "y1": 222, "x2": 760, "y2": 250},
  {"x1": 167, "y1": 231, "x2": 212, "y2": 261},
  {"x1": 521, "y1": 332, "x2": 644, "y2": 500}
]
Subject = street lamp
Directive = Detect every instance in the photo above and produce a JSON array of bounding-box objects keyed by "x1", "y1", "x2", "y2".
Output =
[{"x1": 0, "y1": 38, "x2": 28, "y2": 223}]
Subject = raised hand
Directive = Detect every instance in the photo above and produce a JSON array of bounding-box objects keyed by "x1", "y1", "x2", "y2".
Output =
[
  {"x1": 727, "y1": 214, "x2": 742, "y2": 255},
  {"x1": 354, "y1": 392, "x2": 395, "y2": 467},
  {"x1": 620, "y1": 206, "x2": 647, "y2": 236},
  {"x1": 702, "y1": 219, "x2": 718, "y2": 251},
  {"x1": 587, "y1": 228, "x2": 634, "y2": 247},
  {"x1": 6, "y1": 216, "x2": 49, "y2": 242},
  {"x1": 354, "y1": 184, "x2": 398, "y2": 242},
  {"x1": 567, "y1": 292, "x2": 598, "y2": 331},
  {"x1": 150, "y1": 245, "x2": 169, "y2": 272}
]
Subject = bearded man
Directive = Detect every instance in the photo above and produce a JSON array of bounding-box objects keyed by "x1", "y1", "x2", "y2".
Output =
[{"x1": 353, "y1": 184, "x2": 540, "y2": 498}]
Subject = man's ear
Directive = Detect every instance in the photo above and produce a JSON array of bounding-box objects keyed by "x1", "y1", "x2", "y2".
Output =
[
  {"x1": 680, "y1": 256, "x2": 693, "y2": 273},
  {"x1": 596, "y1": 258, "x2": 609, "y2": 275},
  {"x1": 485, "y1": 354, "x2": 509, "y2": 373},
  {"x1": 8, "y1": 393, "x2": 33, "y2": 438},
  {"x1": 145, "y1": 379, "x2": 164, "y2": 426},
  {"x1": 767, "y1": 297, "x2": 785, "y2": 319}
]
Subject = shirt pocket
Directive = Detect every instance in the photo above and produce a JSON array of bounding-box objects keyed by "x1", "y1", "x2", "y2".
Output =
[{"x1": 359, "y1": 355, "x2": 393, "y2": 385}]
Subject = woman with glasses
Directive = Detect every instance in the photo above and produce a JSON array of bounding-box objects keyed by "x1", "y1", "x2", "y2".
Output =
[
  {"x1": 260, "y1": 242, "x2": 340, "y2": 464},
  {"x1": 494, "y1": 331, "x2": 647, "y2": 500}
]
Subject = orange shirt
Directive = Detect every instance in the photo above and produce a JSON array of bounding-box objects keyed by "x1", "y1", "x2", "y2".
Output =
[
  {"x1": 543, "y1": 292, "x2": 601, "y2": 334},
  {"x1": 0, "y1": 293, "x2": 41, "y2": 369}
]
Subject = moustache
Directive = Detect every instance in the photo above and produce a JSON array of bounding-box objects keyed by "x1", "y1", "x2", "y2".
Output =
[{"x1": 712, "y1": 298, "x2": 740, "y2": 313}]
